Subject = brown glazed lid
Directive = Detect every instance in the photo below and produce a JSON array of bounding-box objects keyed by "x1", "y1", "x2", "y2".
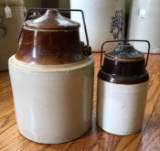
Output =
[
  {"x1": 24, "y1": 9, "x2": 80, "y2": 30},
  {"x1": 16, "y1": 9, "x2": 85, "y2": 65},
  {"x1": 105, "y1": 43, "x2": 144, "y2": 62},
  {"x1": 99, "y1": 42, "x2": 149, "y2": 84}
]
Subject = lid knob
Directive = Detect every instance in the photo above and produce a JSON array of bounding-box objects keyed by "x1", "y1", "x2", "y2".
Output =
[{"x1": 24, "y1": 9, "x2": 80, "y2": 30}]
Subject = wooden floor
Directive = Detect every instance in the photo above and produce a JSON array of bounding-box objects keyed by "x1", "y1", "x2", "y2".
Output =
[{"x1": 0, "y1": 53, "x2": 160, "y2": 151}]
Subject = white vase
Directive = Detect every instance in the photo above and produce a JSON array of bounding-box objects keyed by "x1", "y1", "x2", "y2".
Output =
[
  {"x1": 70, "y1": 0, "x2": 126, "y2": 51},
  {"x1": 128, "y1": 0, "x2": 160, "y2": 53}
]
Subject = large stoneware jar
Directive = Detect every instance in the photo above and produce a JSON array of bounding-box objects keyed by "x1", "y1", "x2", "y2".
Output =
[
  {"x1": 97, "y1": 40, "x2": 150, "y2": 135},
  {"x1": 0, "y1": 0, "x2": 24, "y2": 70},
  {"x1": 128, "y1": 0, "x2": 160, "y2": 53},
  {"x1": 9, "y1": 9, "x2": 94, "y2": 144}
]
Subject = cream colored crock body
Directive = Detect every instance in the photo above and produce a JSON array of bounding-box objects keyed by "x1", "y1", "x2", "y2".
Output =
[
  {"x1": 9, "y1": 55, "x2": 94, "y2": 144},
  {"x1": 97, "y1": 78, "x2": 148, "y2": 135}
]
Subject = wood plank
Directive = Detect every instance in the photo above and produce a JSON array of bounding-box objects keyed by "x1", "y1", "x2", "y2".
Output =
[{"x1": 137, "y1": 93, "x2": 160, "y2": 150}]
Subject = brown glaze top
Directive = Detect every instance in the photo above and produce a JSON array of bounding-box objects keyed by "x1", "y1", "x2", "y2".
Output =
[
  {"x1": 16, "y1": 9, "x2": 84, "y2": 65},
  {"x1": 105, "y1": 43, "x2": 144, "y2": 62},
  {"x1": 24, "y1": 9, "x2": 80, "y2": 30},
  {"x1": 98, "y1": 69, "x2": 149, "y2": 84},
  {"x1": 98, "y1": 43, "x2": 149, "y2": 84}
]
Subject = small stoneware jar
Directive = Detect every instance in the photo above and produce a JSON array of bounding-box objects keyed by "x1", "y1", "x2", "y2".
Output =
[
  {"x1": 9, "y1": 9, "x2": 94, "y2": 144},
  {"x1": 97, "y1": 40, "x2": 150, "y2": 135}
]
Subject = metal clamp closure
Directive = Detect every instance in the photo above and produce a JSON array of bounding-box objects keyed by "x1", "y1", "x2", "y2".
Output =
[{"x1": 100, "y1": 40, "x2": 150, "y2": 67}]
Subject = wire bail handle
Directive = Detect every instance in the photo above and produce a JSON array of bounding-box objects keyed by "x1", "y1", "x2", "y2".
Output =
[
  {"x1": 100, "y1": 39, "x2": 150, "y2": 68},
  {"x1": 18, "y1": 8, "x2": 92, "y2": 56}
]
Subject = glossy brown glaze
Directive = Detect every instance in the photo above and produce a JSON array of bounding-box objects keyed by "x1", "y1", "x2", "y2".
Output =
[
  {"x1": 16, "y1": 9, "x2": 84, "y2": 65},
  {"x1": 106, "y1": 43, "x2": 144, "y2": 60},
  {"x1": 98, "y1": 42, "x2": 149, "y2": 84},
  {"x1": 102, "y1": 57, "x2": 146, "y2": 76},
  {"x1": 98, "y1": 58, "x2": 149, "y2": 84}
]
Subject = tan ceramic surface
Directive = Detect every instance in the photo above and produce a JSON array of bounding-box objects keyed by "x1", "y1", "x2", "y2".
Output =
[{"x1": 9, "y1": 55, "x2": 94, "y2": 144}]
